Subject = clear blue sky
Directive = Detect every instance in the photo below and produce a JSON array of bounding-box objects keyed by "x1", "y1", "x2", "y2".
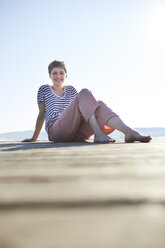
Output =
[{"x1": 0, "y1": 0, "x2": 165, "y2": 133}]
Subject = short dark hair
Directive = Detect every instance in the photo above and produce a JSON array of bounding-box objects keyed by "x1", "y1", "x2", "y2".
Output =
[{"x1": 48, "y1": 60, "x2": 67, "y2": 74}]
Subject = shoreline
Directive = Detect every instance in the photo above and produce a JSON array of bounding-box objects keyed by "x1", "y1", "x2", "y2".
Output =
[{"x1": 0, "y1": 127, "x2": 165, "y2": 142}]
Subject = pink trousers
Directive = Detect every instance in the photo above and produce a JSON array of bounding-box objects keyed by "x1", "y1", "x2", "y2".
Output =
[{"x1": 48, "y1": 89, "x2": 118, "y2": 142}]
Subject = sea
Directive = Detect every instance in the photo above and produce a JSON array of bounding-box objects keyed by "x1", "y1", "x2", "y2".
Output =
[{"x1": 0, "y1": 128, "x2": 165, "y2": 141}]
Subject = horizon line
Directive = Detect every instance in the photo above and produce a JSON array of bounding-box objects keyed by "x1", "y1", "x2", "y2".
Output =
[{"x1": 0, "y1": 127, "x2": 165, "y2": 135}]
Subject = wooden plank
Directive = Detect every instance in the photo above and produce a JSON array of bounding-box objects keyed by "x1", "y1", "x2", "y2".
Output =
[
  {"x1": 0, "y1": 138, "x2": 165, "y2": 248},
  {"x1": 0, "y1": 206, "x2": 165, "y2": 248}
]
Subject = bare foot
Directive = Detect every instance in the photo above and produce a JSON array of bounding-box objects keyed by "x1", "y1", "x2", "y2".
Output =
[
  {"x1": 94, "y1": 134, "x2": 116, "y2": 143},
  {"x1": 125, "y1": 131, "x2": 152, "y2": 143}
]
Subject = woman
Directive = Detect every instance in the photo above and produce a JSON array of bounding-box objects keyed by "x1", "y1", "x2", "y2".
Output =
[{"x1": 22, "y1": 60, "x2": 151, "y2": 143}]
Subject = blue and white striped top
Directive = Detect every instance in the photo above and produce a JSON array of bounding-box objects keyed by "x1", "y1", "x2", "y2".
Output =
[{"x1": 37, "y1": 84, "x2": 78, "y2": 132}]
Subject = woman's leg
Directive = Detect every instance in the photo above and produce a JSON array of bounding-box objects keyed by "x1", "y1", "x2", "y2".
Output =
[
  {"x1": 106, "y1": 116, "x2": 152, "y2": 142},
  {"x1": 73, "y1": 99, "x2": 118, "y2": 142},
  {"x1": 48, "y1": 89, "x2": 111, "y2": 142},
  {"x1": 88, "y1": 113, "x2": 115, "y2": 143},
  {"x1": 49, "y1": 88, "x2": 150, "y2": 143}
]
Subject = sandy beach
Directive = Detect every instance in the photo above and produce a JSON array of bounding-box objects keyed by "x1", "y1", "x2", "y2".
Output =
[{"x1": 0, "y1": 137, "x2": 165, "y2": 248}]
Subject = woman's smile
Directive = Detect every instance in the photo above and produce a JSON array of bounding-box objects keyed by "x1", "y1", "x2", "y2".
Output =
[{"x1": 49, "y1": 67, "x2": 67, "y2": 88}]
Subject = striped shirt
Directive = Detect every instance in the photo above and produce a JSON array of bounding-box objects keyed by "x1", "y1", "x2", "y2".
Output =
[{"x1": 37, "y1": 84, "x2": 78, "y2": 132}]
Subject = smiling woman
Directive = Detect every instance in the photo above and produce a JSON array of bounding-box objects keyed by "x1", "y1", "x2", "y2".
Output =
[{"x1": 22, "y1": 60, "x2": 151, "y2": 143}]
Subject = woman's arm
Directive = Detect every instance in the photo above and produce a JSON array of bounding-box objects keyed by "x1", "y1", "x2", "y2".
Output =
[{"x1": 22, "y1": 102, "x2": 45, "y2": 142}]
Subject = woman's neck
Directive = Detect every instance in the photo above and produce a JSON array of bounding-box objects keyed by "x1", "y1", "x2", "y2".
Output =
[
  {"x1": 51, "y1": 85, "x2": 65, "y2": 96},
  {"x1": 51, "y1": 84, "x2": 63, "y2": 91}
]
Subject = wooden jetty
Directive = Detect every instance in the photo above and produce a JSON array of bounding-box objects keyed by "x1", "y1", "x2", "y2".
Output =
[{"x1": 0, "y1": 137, "x2": 165, "y2": 248}]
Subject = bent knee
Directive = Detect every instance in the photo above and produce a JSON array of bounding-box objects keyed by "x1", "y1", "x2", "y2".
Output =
[
  {"x1": 79, "y1": 88, "x2": 90, "y2": 93},
  {"x1": 78, "y1": 88, "x2": 92, "y2": 99},
  {"x1": 97, "y1": 100, "x2": 106, "y2": 107}
]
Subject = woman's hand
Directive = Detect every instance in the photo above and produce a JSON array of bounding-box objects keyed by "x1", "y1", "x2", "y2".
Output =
[
  {"x1": 22, "y1": 138, "x2": 36, "y2": 142},
  {"x1": 22, "y1": 102, "x2": 45, "y2": 143}
]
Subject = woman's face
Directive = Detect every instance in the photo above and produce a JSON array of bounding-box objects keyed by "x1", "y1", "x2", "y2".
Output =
[{"x1": 49, "y1": 67, "x2": 67, "y2": 87}]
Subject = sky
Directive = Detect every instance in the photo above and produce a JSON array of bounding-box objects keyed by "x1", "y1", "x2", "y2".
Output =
[{"x1": 0, "y1": 0, "x2": 165, "y2": 133}]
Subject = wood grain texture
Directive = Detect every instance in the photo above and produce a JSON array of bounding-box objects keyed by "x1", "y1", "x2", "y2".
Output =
[{"x1": 0, "y1": 138, "x2": 165, "y2": 248}]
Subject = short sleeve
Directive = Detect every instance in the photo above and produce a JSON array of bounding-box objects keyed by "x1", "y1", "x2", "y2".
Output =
[
  {"x1": 70, "y1": 86, "x2": 78, "y2": 97},
  {"x1": 37, "y1": 85, "x2": 45, "y2": 103}
]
